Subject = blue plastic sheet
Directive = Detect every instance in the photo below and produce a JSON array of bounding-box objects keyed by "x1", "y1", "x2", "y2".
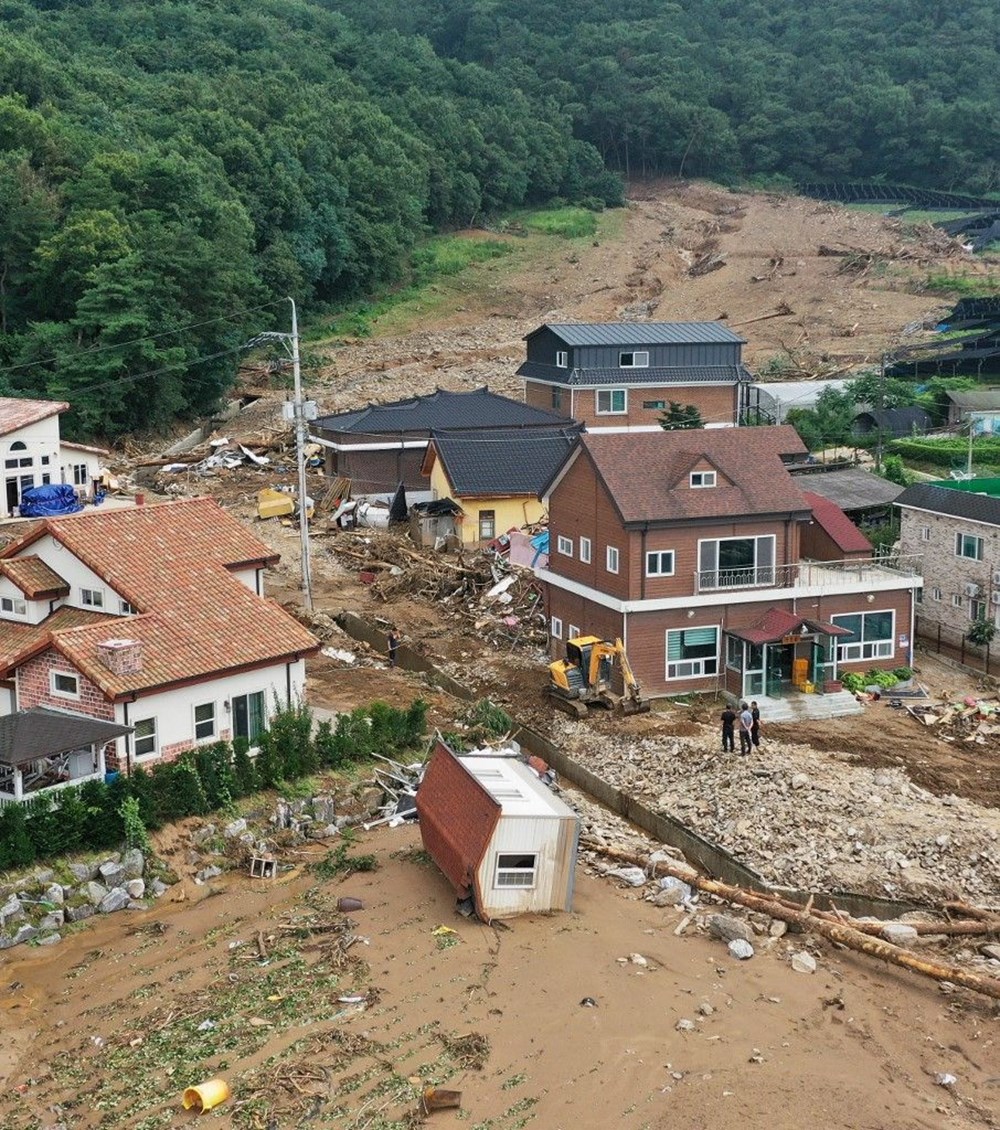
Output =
[{"x1": 19, "y1": 484, "x2": 84, "y2": 517}]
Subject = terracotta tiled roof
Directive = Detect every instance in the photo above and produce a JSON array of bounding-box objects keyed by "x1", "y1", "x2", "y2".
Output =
[
  {"x1": 0, "y1": 498, "x2": 318, "y2": 696},
  {"x1": 416, "y1": 742, "x2": 500, "y2": 901},
  {"x1": 0, "y1": 397, "x2": 68, "y2": 437},
  {"x1": 801, "y1": 491, "x2": 873, "y2": 554},
  {"x1": 560, "y1": 426, "x2": 809, "y2": 524},
  {"x1": 0, "y1": 556, "x2": 69, "y2": 599},
  {"x1": 0, "y1": 606, "x2": 114, "y2": 676},
  {"x1": 729, "y1": 607, "x2": 852, "y2": 645}
]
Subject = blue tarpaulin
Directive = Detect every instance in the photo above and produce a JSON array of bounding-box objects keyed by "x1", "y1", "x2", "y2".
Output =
[{"x1": 19, "y1": 484, "x2": 84, "y2": 517}]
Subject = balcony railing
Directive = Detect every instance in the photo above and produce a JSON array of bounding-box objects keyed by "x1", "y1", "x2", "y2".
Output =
[{"x1": 695, "y1": 553, "x2": 922, "y2": 594}]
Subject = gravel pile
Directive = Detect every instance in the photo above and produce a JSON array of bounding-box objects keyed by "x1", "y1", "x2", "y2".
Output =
[{"x1": 560, "y1": 724, "x2": 1000, "y2": 904}]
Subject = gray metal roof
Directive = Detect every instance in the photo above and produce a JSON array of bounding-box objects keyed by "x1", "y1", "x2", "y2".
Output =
[
  {"x1": 430, "y1": 426, "x2": 581, "y2": 497},
  {"x1": 791, "y1": 467, "x2": 904, "y2": 511},
  {"x1": 314, "y1": 388, "x2": 574, "y2": 437},
  {"x1": 0, "y1": 707, "x2": 133, "y2": 767},
  {"x1": 517, "y1": 361, "x2": 749, "y2": 387},
  {"x1": 528, "y1": 322, "x2": 745, "y2": 346},
  {"x1": 945, "y1": 390, "x2": 1000, "y2": 411},
  {"x1": 895, "y1": 481, "x2": 1000, "y2": 525}
]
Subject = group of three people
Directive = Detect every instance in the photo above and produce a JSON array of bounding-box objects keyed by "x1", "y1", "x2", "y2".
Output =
[{"x1": 720, "y1": 700, "x2": 760, "y2": 754}]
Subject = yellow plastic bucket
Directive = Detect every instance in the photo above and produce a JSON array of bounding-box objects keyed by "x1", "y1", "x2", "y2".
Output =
[{"x1": 182, "y1": 1078, "x2": 230, "y2": 1113}]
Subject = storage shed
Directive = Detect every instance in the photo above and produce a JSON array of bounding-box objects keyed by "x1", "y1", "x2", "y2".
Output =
[{"x1": 416, "y1": 742, "x2": 579, "y2": 919}]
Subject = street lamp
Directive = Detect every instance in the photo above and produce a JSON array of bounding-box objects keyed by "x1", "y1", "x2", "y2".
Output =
[{"x1": 244, "y1": 297, "x2": 314, "y2": 611}]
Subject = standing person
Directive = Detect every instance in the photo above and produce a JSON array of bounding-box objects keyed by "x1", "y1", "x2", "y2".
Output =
[
  {"x1": 720, "y1": 704, "x2": 736, "y2": 752},
  {"x1": 387, "y1": 631, "x2": 399, "y2": 668},
  {"x1": 738, "y1": 701, "x2": 753, "y2": 755},
  {"x1": 750, "y1": 701, "x2": 761, "y2": 748}
]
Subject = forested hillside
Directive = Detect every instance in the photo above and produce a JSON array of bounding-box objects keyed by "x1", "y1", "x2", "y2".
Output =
[{"x1": 0, "y1": 0, "x2": 997, "y2": 438}]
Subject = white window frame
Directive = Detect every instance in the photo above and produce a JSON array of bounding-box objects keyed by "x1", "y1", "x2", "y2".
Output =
[
  {"x1": 550, "y1": 616, "x2": 563, "y2": 639},
  {"x1": 646, "y1": 550, "x2": 675, "y2": 577},
  {"x1": 556, "y1": 535, "x2": 573, "y2": 557},
  {"x1": 698, "y1": 534, "x2": 776, "y2": 589},
  {"x1": 120, "y1": 600, "x2": 135, "y2": 615},
  {"x1": 80, "y1": 587, "x2": 104, "y2": 609},
  {"x1": 690, "y1": 471, "x2": 717, "y2": 488},
  {"x1": 956, "y1": 532, "x2": 984, "y2": 560},
  {"x1": 494, "y1": 852, "x2": 538, "y2": 889},
  {"x1": 643, "y1": 399, "x2": 666, "y2": 410},
  {"x1": 619, "y1": 351, "x2": 649, "y2": 368},
  {"x1": 1, "y1": 595, "x2": 27, "y2": 616},
  {"x1": 831, "y1": 610, "x2": 895, "y2": 662},
  {"x1": 579, "y1": 537, "x2": 592, "y2": 564},
  {"x1": 606, "y1": 545, "x2": 620, "y2": 574},
  {"x1": 133, "y1": 717, "x2": 158, "y2": 760},
  {"x1": 970, "y1": 598, "x2": 988, "y2": 622},
  {"x1": 568, "y1": 624, "x2": 580, "y2": 640},
  {"x1": 72, "y1": 464, "x2": 89, "y2": 486},
  {"x1": 596, "y1": 389, "x2": 627, "y2": 415},
  {"x1": 50, "y1": 670, "x2": 80, "y2": 699},
  {"x1": 931, "y1": 586, "x2": 942, "y2": 602},
  {"x1": 920, "y1": 526, "x2": 931, "y2": 541},
  {"x1": 555, "y1": 350, "x2": 568, "y2": 368},
  {"x1": 194, "y1": 702, "x2": 216, "y2": 742},
  {"x1": 666, "y1": 625, "x2": 720, "y2": 680},
  {"x1": 953, "y1": 593, "x2": 964, "y2": 608}
]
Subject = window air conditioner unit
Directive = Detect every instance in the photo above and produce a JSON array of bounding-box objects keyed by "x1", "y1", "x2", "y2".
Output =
[
  {"x1": 992, "y1": 570, "x2": 1000, "y2": 586},
  {"x1": 992, "y1": 591, "x2": 1000, "y2": 605},
  {"x1": 965, "y1": 582, "x2": 981, "y2": 597}
]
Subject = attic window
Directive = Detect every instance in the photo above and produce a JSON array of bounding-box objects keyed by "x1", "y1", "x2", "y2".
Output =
[
  {"x1": 690, "y1": 471, "x2": 716, "y2": 488},
  {"x1": 555, "y1": 350, "x2": 568, "y2": 368},
  {"x1": 495, "y1": 852, "x2": 537, "y2": 889},
  {"x1": 619, "y1": 351, "x2": 649, "y2": 368}
]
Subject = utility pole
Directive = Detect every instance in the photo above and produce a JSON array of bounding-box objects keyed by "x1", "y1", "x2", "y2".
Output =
[
  {"x1": 289, "y1": 297, "x2": 313, "y2": 611},
  {"x1": 875, "y1": 352, "x2": 886, "y2": 473},
  {"x1": 968, "y1": 417, "x2": 975, "y2": 480}
]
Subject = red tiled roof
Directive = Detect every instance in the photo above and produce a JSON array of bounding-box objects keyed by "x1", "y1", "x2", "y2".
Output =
[
  {"x1": 416, "y1": 742, "x2": 500, "y2": 901},
  {"x1": 729, "y1": 607, "x2": 852, "y2": 645},
  {"x1": 0, "y1": 498, "x2": 318, "y2": 696},
  {"x1": 571, "y1": 426, "x2": 810, "y2": 524},
  {"x1": 0, "y1": 397, "x2": 68, "y2": 437},
  {"x1": 0, "y1": 606, "x2": 114, "y2": 676},
  {"x1": 801, "y1": 491, "x2": 872, "y2": 554},
  {"x1": 0, "y1": 556, "x2": 69, "y2": 599}
]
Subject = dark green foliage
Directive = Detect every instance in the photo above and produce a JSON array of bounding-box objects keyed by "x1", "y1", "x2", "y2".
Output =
[
  {"x1": 879, "y1": 455, "x2": 913, "y2": 487},
  {"x1": 311, "y1": 841, "x2": 379, "y2": 881},
  {"x1": 968, "y1": 618, "x2": 997, "y2": 647},
  {"x1": 0, "y1": 802, "x2": 35, "y2": 869},
  {"x1": 786, "y1": 388, "x2": 857, "y2": 452},
  {"x1": 659, "y1": 402, "x2": 703, "y2": 431},
  {"x1": 119, "y1": 796, "x2": 150, "y2": 853},
  {"x1": 232, "y1": 740, "x2": 258, "y2": 798},
  {"x1": 889, "y1": 435, "x2": 1000, "y2": 470},
  {"x1": 192, "y1": 742, "x2": 238, "y2": 811}
]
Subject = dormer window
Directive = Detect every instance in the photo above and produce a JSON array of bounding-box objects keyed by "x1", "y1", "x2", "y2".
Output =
[
  {"x1": 690, "y1": 471, "x2": 716, "y2": 488},
  {"x1": 1, "y1": 596, "x2": 26, "y2": 616},
  {"x1": 619, "y1": 351, "x2": 649, "y2": 368},
  {"x1": 555, "y1": 350, "x2": 568, "y2": 368}
]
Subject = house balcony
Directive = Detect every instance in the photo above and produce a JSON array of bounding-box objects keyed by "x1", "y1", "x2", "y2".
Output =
[{"x1": 695, "y1": 553, "x2": 923, "y2": 596}]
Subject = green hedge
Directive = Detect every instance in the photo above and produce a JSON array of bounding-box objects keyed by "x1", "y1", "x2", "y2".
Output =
[
  {"x1": 0, "y1": 699, "x2": 428, "y2": 871},
  {"x1": 888, "y1": 436, "x2": 1000, "y2": 469}
]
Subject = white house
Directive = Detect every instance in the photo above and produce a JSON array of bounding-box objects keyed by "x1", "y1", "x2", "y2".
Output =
[
  {"x1": 1, "y1": 396, "x2": 108, "y2": 519},
  {"x1": 0, "y1": 497, "x2": 319, "y2": 793},
  {"x1": 416, "y1": 741, "x2": 579, "y2": 920}
]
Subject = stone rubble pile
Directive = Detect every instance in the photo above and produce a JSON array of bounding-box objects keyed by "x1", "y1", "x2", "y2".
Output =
[
  {"x1": 0, "y1": 849, "x2": 176, "y2": 952},
  {"x1": 562, "y1": 727, "x2": 1000, "y2": 903}
]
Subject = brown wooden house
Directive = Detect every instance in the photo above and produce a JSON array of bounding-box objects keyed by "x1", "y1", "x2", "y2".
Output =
[{"x1": 538, "y1": 426, "x2": 922, "y2": 707}]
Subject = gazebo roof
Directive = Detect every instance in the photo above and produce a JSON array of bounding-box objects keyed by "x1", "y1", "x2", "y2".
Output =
[{"x1": 0, "y1": 708, "x2": 132, "y2": 767}]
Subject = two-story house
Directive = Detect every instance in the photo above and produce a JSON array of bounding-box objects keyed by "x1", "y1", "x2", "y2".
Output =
[
  {"x1": 0, "y1": 497, "x2": 318, "y2": 800},
  {"x1": 539, "y1": 426, "x2": 922, "y2": 706},
  {"x1": 896, "y1": 480, "x2": 1000, "y2": 637},
  {"x1": 2, "y1": 396, "x2": 108, "y2": 518},
  {"x1": 517, "y1": 322, "x2": 751, "y2": 431}
]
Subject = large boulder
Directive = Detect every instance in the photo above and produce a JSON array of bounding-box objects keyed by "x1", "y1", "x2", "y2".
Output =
[
  {"x1": 708, "y1": 914, "x2": 755, "y2": 945},
  {"x1": 0, "y1": 895, "x2": 25, "y2": 926},
  {"x1": 125, "y1": 879, "x2": 145, "y2": 900},
  {"x1": 83, "y1": 881, "x2": 109, "y2": 906},
  {"x1": 68, "y1": 861, "x2": 99, "y2": 883},
  {"x1": 43, "y1": 883, "x2": 65, "y2": 906},
  {"x1": 65, "y1": 902, "x2": 96, "y2": 924},
  {"x1": 121, "y1": 849, "x2": 145, "y2": 880},
  {"x1": 99, "y1": 861, "x2": 125, "y2": 888},
  {"x1": 98, "y1": 888, "x2": 130, "y2": 914}
]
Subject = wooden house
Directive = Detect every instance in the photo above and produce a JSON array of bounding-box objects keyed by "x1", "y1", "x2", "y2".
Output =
[{"x1": 416, "y1": 742, "x2": 579, "y2": 920}]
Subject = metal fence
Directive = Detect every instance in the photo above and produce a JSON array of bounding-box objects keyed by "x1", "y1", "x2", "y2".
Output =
[{"x1": 914, "y1": 615, "x2": 995, "y2": 676}]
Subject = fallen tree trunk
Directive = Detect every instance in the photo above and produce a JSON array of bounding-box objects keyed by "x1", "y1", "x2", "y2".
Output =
[{"x1": 590, "y1": 843, "x2": 1000, "y2": 1001}]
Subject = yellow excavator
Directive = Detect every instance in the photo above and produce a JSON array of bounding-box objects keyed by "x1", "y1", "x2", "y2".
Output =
[{"x1": 548, "y1": 635, "x2": 649, "y2": 717}]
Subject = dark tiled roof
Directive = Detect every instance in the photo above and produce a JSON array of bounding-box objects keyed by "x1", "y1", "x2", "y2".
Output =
[
  {"x1": 0, "y1": 707, "x2": 132, "y2": 767},
  {"x1": 517, "y1": 362, "x2": 750, "y2": 387},
  {"x1": 428, "y1": 427, "x2": 581, "y2": 497},
  {"x1": 313, "y1": 388, "x2": 574, "y2": 437},
  {"x1": 416, "y1": 742, "x2": 500, "y2": 900},
  {"x1": 854, "y1": 407, "x2": 931, "y2": 435},
  {"x1": 791, "y1": 467, "x2": 903, "y2": 511},
  {"x1": 895, "y1": 482, "x2": 1000, "y2": 525},
  {"x1": 801, "y1": 491, "x2": 872, "y2": 553},
  {"x1": 557, "y1": 426, "x2": 809, "y2": 524},
  {"x1": 526, "y1": 322, "x2": 745, "y2": 346}
]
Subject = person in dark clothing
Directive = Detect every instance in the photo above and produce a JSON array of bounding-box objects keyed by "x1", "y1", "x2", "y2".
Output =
[
  {"x1": 387, "y1": 631, "x2": 399, "y2": 668},
  {"x1": 750, "y1": 701, "x2": 761, "y2": 748},
  {"x1": 738, "y1": 701, "x2": 754, "y2": 755},
  {"x1": 720, "y1": 705, "x2": 736, "y2": 752}
]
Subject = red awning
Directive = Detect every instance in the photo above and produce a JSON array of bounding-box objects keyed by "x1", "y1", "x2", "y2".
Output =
[{"x1": 728, "y1": 607, "x2": 852, "y2": 645}]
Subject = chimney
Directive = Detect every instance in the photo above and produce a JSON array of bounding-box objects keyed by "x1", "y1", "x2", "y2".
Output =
[{"x1": 97, "y1": 638, "x2": 143, "y2": 676}]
